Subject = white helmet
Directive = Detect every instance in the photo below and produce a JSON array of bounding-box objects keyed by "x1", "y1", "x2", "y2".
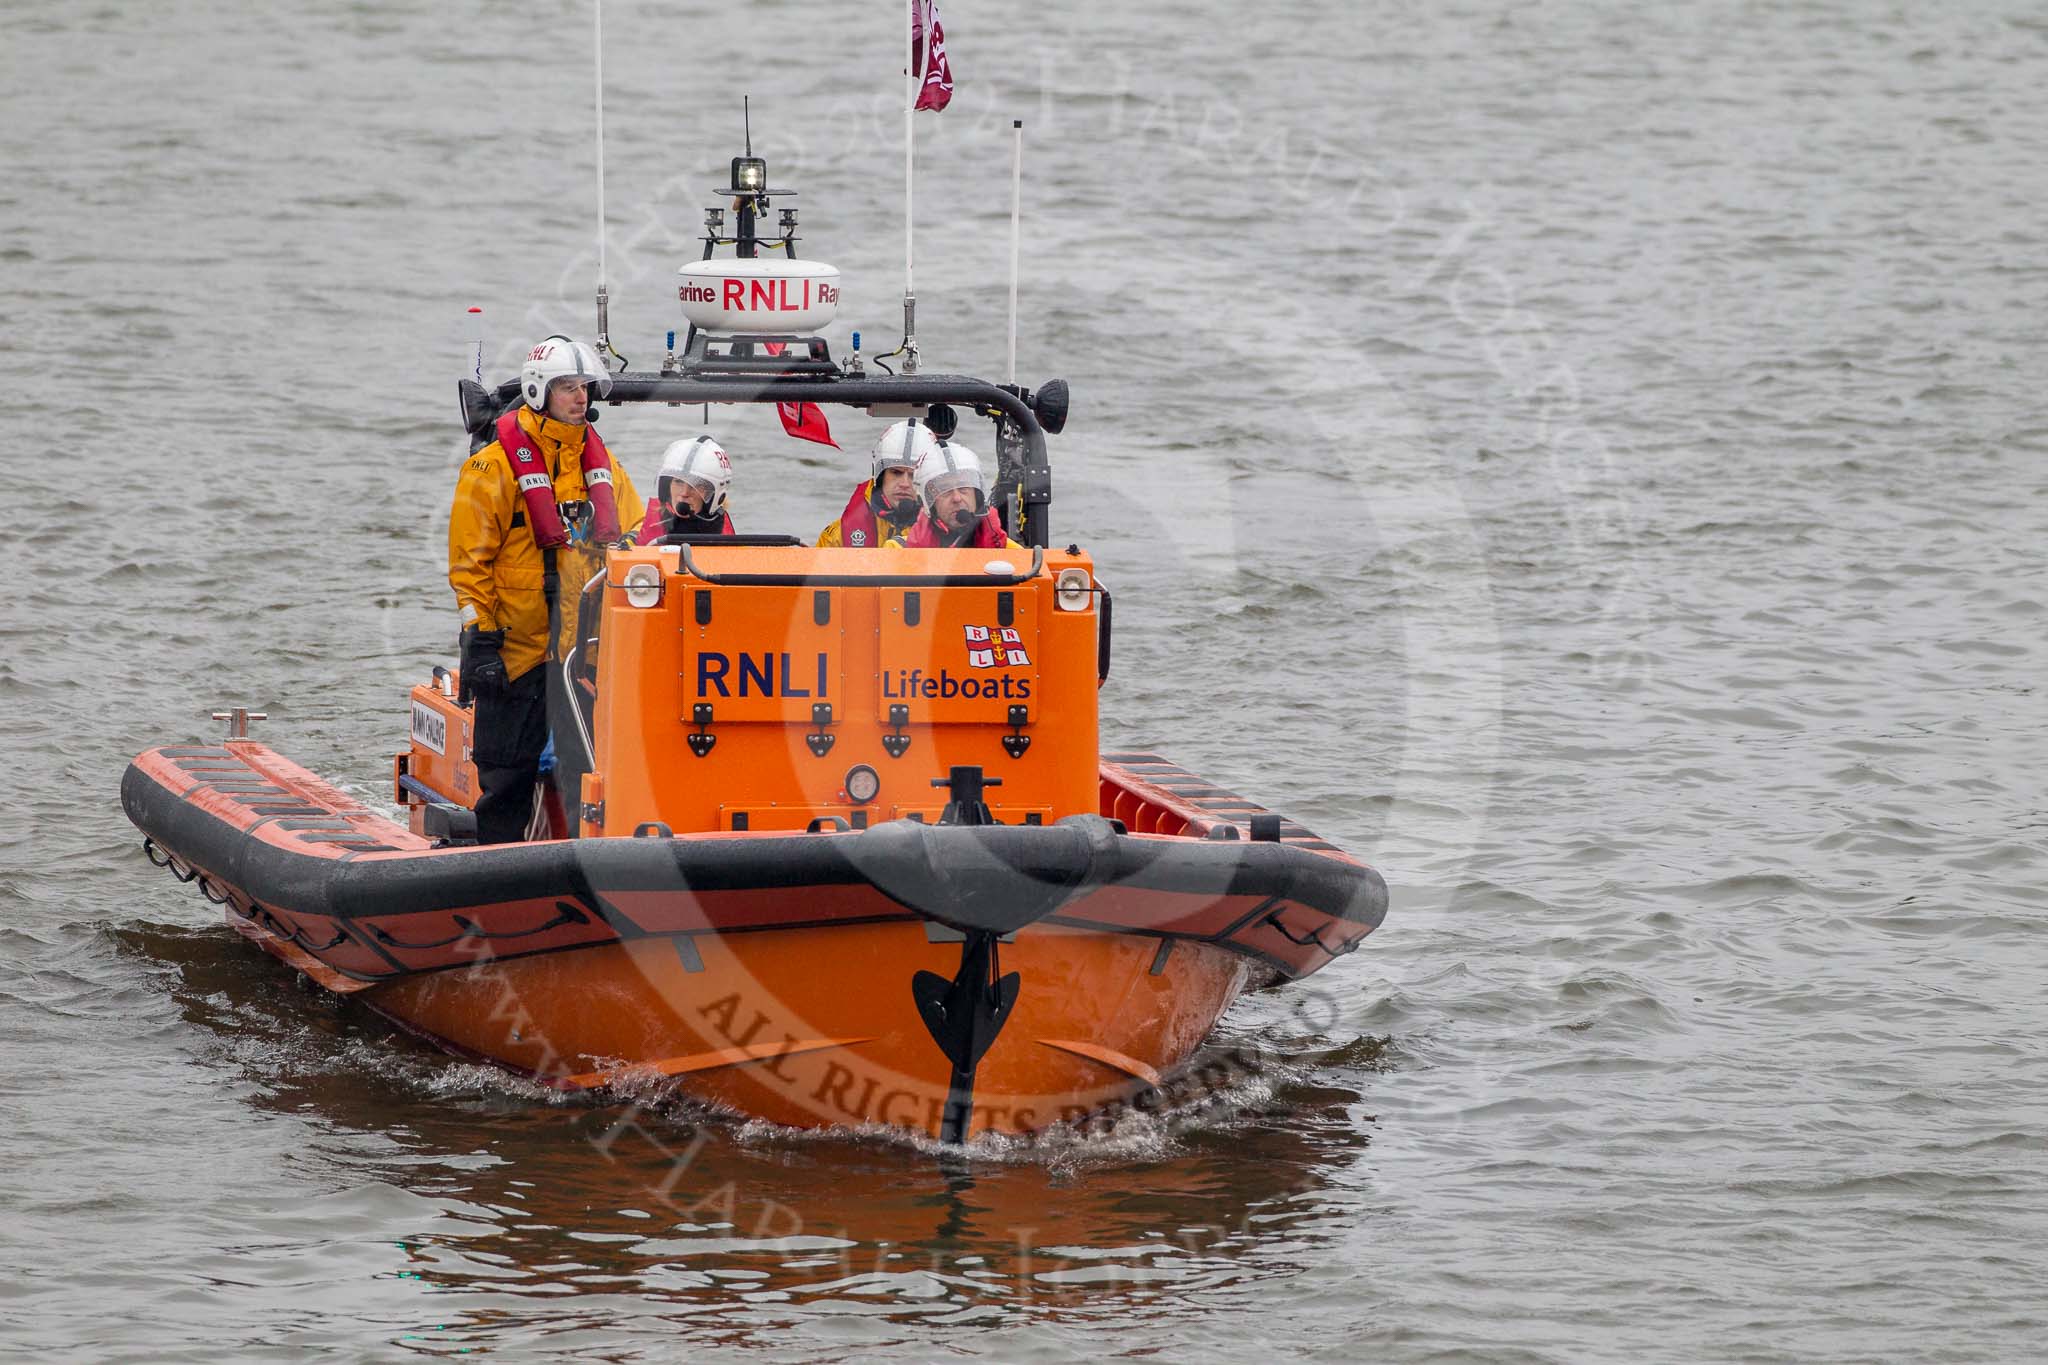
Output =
[
  {"x1": 657, "y1": 434, "x2": 732, "y2": 517},
  {"x1": 914, "y1": 440, "x2": 987, "y2": 516},
  {"x1": 871, "y1": 420, "x2": 942, "y2": 483},
  {"x1": 520, "y1": 335, "x2": 612, "y2": 410}
]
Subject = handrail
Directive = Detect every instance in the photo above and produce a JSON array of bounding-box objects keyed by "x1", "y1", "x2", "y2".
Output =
[
  {"x1": 676, "y1": 544, "x2": 1045, "y2": 588},
  {"x1": 396, "y1": 773, "x2": 458, "y2": 807},
  {"x1": 559, "y1": 643, "x2": 598, "y2": 772},
  {"x1": 652, "y1": 533, "x2": 806, "y2": 548}
]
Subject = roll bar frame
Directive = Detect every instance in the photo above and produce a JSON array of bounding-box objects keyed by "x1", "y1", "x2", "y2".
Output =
[{"x1": 599, "y1": 371, "x2": 1054, "y2": 548}]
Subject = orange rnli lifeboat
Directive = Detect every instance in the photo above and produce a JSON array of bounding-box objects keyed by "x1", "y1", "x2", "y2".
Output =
[{"x1": 122, "y1": 162, "x2": 1386, "y2": 1145}]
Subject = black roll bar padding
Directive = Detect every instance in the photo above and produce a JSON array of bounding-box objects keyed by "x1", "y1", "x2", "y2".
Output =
[
  {"x1": 677, "y1": 352, "x2": 841, "y2": 377},
  {"x1": 677, "y1": 544, "x2": 1045, "y2": 588},
  {"x1": 1097, "y1": 584, "x2": 1113, "y2": 682},
  {"x1": 459, "y1": 377, "x2": 524, "y2": 451},
  {"x1": 602, "y1": 371, "x2": 1054, "y2": 549}
]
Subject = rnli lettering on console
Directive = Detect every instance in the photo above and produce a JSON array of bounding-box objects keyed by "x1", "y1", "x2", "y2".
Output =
[{"x1": 694, "y1": 653, "x2": 1030, "y2": 700}]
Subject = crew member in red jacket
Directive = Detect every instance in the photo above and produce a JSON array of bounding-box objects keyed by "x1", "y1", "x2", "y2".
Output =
[
  {"x1": 887, "y1": 440, "x2": 1023, "y2": 550},
  {"x1": 637, "y1": 435, "x2": 735, "y2": 542}
]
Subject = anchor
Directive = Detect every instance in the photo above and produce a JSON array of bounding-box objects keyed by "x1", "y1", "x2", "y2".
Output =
[
  {"x1": 911, "y1": 764, "x2": 1022, "y2": 1144},
  {"x1": 912, "y1": 928, "x2": 1020, "y2": 1146}
]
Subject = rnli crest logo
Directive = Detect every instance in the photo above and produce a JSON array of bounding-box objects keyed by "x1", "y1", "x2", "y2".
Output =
[
  {"x1": 850, "y1": 529, "x2": 867, "y2": 546},
  {"x1": 964, "y1": 625, "x2": 1029, "y2": 669}
]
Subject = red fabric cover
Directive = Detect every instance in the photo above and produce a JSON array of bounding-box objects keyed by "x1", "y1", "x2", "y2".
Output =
[{"x1": 776, "y1": 400, "x2": 838, "y2": 448}]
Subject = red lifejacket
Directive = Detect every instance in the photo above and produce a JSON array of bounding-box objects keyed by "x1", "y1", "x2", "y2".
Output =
[
  {"x1": 637, "y1": 497, "x2": 735, "y2": 544},
  {"x1": 837, "y1": 482, "x2": 882, "y2": 548},
  {"x1": 493, "y1": 409, "x2": 621, "y2": 547},
  {"x1": 838, "y1": 481, "x2": 923, "y2": 548},
  {"x1": 899, "y1": 507, "x2": 1010, "y2": 549}
]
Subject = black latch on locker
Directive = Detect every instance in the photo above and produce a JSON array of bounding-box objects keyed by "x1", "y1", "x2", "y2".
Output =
[
  {"x1": 882, "y1": 702, "x2": 912, "y2": 759},
  {"x1": 686, "y1": 702, "x2": 716, "y2": 757},
  {"x1": 805, "y1": 702, "x2": 836, "y2": 758},
  {"x1": 1001, "y1": 703, "x2": 1031, "y2": 759}
]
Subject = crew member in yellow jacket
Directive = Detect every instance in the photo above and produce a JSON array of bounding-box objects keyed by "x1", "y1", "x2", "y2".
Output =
[
  {"x1": 447, "y1": 336, "x2": 643, "y2": 843},
  {"x1": 816, "y1": 420, "x2": 938, "y2": 548}
]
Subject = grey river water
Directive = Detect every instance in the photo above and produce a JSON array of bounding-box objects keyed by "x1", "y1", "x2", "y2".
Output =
[{"x1": 5, "y1": 1, "x2": 2047, "y2": 1359}]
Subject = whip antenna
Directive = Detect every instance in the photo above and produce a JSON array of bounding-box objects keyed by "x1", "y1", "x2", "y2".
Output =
[
  {"x1": 592, "y1": 0, "x2": 619, "y2": 368},
  {"x1": 1007, "y1": 119, "x2": 1023, "y2": 385}
]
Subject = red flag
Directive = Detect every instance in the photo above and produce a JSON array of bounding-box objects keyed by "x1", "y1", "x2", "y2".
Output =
[
  {"x1": 777, "y1": 401, "x2": 838, "y2": 448},
  {"x1": 912, "y1": 0, "x2": 953, "y2": 112}
]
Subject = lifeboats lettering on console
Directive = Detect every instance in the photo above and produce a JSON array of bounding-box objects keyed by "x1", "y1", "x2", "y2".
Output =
[
  {"x1": 882, "y1": 667, "x2": 1032, "y2": 700},
  {"x1": 410, "y1": 700, "x2": 445, "y2": 755},
  {"x1": 696, "y1": 652, "x2": 832, "y2": 699}
]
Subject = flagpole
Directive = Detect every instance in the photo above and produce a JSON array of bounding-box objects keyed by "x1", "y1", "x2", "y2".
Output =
[{"x1": 902, "y1": 0, "x2": 919, "y2": 373}]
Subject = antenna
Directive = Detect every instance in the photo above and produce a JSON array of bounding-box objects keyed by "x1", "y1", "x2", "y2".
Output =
[
  {"x1": 591, "y1": 0, "x2": 618, "y2": 369},
  {"x1": 1007, "y1": 120, "x2": 1023, "y2": 386},
  {"x1": 744, "y1": 94, "x2": 752, "y2": 157}
]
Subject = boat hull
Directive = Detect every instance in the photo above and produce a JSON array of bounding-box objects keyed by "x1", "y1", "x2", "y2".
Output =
[
  {"x1": 123, "y1": 742, "x2": 1384, "y2": 1141},
  {"x1": 365, "y1": 923, "x2": 1252, "y2": 1135}
]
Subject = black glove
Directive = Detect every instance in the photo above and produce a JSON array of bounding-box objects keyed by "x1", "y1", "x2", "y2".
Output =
[{"x1": 458, "y1": 627, "x2": 508, "y2": 704}]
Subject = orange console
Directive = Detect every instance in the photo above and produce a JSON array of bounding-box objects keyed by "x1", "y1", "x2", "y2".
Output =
[{"x1": 581, "y1": 544, "x2": 1102, "y2": 836}]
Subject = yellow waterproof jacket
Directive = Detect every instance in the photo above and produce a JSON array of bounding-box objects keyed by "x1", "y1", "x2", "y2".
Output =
[{"x1": 448, "y1": 408, "x2": 643, "y2": 681}]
